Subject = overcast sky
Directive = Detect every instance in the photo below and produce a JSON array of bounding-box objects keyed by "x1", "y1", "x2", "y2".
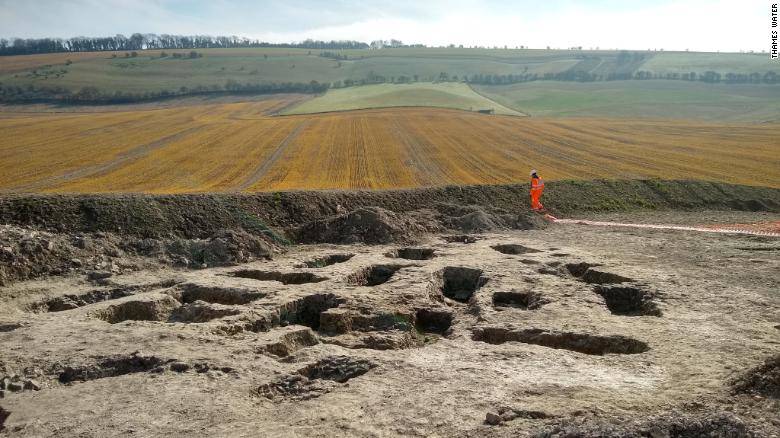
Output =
[{"x1": 0, "y1": 0, "x2": 769, "y2": 52}]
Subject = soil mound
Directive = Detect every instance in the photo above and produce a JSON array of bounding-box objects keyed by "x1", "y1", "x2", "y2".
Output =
[
  {"x1": 292, "y1": 207, "x2": 427, "y2": 244},
  {"x1": 436, "y1": 203, "x2": 546, "y2": 233},
  {"x1": 130, "y1": 229, "x2": 273, "y2": 267},
  {"x1": 731, "y1": 354, "x2": 780, "y2": 398},
  {"x1": 0, "y1": 224, "x2": 274, "y2": 285}
]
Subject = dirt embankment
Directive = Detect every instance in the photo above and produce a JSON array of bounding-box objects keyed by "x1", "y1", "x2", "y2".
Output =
[
  {"x1": 1, "y1": 180, "x2": 777, "y2": 240},
  {"x1": 0, "y1": 179, "x2": 778, "y2": 286}
]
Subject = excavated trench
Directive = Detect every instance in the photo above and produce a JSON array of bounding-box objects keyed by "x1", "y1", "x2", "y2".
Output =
[
  {"x1": 0, "y1": 323, "x2": 22, "y2": 332},
  {"x1": 300, "y1": 253, "x2": 355, "y2": 268},
  {"x1": 177, "y1": 283, "x2": 265, "y2": 305},
  {"x1": 230, "y1": 270, "x2": 328, "y2": 285},
  {"x1": 472, "y1": 327, "x2": 650, "y2": 355},
  {"x1": 93, "y1": 293, "x2": 241, "y2": 324},
  {"x1": 58, "y1": 353, "x2": 168, "y2": 383},
  {"x1": 491, "y1": 244, "x2": 541, "y2": 255},
  {"x1": 168, "y1": 301, "x2": 242, "y2": 323},
  {"x1": 278, "y1": 293, "x2": 346, "y2": 330},
  {"x1": 565, "y1": 263, "x2": 633, "y2": 284},
  {"x1": 493, "y1": 291, "x2": 548, "y2": 310},
  {"x1": 415, "y1": 308, "x2": 454, "y2": 334},
  {"x1": 388, "y1": 247, "x2": 436, "y2": 260},
  {"x1": 92, "y1": 295, "x2": 181, "y2": 324},
  {"x1": 346, "y1": 264, "x2": 404, "y2": 286},
  {"x1": 431, "y1": 267, "x2": 487, "y2": 303},
  {"x1": 594, "y1": 285, "x2": 662, "y2": 316},
  {"x1": 442, "y1": 235, "x2": 478, "y2": 244},
  {"x1": 35, "y1": 279, "x2": 181, "y2": 312}
]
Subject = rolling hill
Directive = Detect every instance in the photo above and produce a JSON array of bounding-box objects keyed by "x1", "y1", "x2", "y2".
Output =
[{"x1": 282, "y1": 82, "x2": 523, "y2": 115}]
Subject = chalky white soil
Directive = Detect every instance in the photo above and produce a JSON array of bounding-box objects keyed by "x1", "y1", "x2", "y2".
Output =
[{"x1": 1, "y1": 213, "x2": 778, "y2": 437}]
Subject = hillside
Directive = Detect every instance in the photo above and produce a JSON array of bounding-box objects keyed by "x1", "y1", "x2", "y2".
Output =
[
  {"x1": 282, "y1": 82, "x2": 523, "y2": 115},
  {"x1": 1, "y1": 48, "x2": 777, "y2": 102},
  {"x1": 474, "y1": 80, "x2": 780, "y2": 122}
]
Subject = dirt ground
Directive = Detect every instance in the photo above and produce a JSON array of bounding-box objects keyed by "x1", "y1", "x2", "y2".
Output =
[{"x1": 0, "y1": 210, "x2": 778, "y2": 437}]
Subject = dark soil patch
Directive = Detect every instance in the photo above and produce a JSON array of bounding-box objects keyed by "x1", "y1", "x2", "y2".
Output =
[
  {"x1": 278, "y1": 293, "x2": 346, "y2": 330},
  {"x1": 0, "y1": 407, "x2": 8, "y2": 431},
  {"x1": 520, "y1": 259, "x2": 540, "y2": 265},
  {"x1": 177, "y1": 282, "x2": 265, "y2": 305},
  {"x1": 565, "y1": 262, "x2": 597, "y2": 277},
  {"x1": 300, "y1": 253, "x2": 354, "y2": 268},
  {"x1": 491, "y1": 244, "x2": 541, "y2": 255},
  {"x1": 257, "y1": 356, "x2": 376, "y2": 400},
  {"x1": 432, "y1": 267, "x2": 487, "y2": 303},
  {"x1": 731, "y1": 354, "x2": 780, "y2": 398},
  {"x1": 442, "y1": 234, "x2": 478, "y2": 244},
  {"x1": 493, "y1": 291, "x2": 548, "y2": 310},
  {"x1": 346, "y1": 264, "x2": 404, "y2": 286},
  {"x1": 415, "y1": 308, "x2": 454, "y2": 334},
  {"x1": 0, "y1": 323, "x2": 22, "y2": 332},
  {"x1": 486, "y1": 406, "x2": 552, "y2": 425},
  {"x1": 230, "y1": 270, "x2": 328, "y2": 285},
  {"x1": 298, "y1": 356, "x2": 376, "y2": 383},
  {"x1": 59, "y1": 353, "x2": 168, "y2": 383},
  {"x1": 581, "y1": 270, "x2": 633, "y2": 284},
  {"x1": 565, "y1": 263, "x2": 632, "y2": 284},
  {"x1": 594, "y1": 285, "x2": 662, "y2": 316},
  {"x1": 472, "y1": 327, "x2": 649, "y2": 355},
  {"x1": 389, "y1": 247, "x2": 436, "y2": 260}
]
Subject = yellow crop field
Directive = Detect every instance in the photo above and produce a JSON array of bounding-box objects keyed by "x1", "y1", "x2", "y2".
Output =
[{"x1": 0, "y1": 101, "x2": 778, "y2": 193}]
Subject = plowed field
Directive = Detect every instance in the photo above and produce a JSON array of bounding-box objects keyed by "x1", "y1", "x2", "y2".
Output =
[{"x1": 1, "y1": 102, "x2": 777, "y2": 193}]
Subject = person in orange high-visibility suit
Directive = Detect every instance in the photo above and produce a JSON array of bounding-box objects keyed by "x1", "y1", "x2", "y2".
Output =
[{"x1": 530, "y1": 169, "x2": 545, "y2": 211}]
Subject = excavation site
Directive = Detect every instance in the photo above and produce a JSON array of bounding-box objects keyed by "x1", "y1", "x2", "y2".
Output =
[{"x1": 0, "y1": 182, "x2": 778, "y2": 437}]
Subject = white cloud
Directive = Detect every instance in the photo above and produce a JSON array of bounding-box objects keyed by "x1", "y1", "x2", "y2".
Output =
[{"x1": 0, "y1": 0, "x2": 769, "y2": 52}]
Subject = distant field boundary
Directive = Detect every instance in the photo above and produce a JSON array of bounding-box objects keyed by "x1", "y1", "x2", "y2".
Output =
[
  {"x1": 1, "y1": 180, "x2": 777, "y2": 239},
  {"x1": 466, "y1": 84, "x2": 530, "y2": 116},
  {"x1": 275, "y1": 104, "x2": 526, "y2": 118}
]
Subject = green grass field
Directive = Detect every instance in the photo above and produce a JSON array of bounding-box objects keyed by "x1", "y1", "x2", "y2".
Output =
[
  {"x1": 640, "y1": 52, "x2": 776, "y2": 75},
  {"x1": 475, "y1": 80, "x2": 780, "y2": 121},
  {"x1": 282, "y1": 82, "x2": 523, "y2": 115}
]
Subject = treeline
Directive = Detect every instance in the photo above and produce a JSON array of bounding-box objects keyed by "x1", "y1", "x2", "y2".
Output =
[
  {"x1": 463, "y1": 70, "x2": 779, "y2": 85},
  {"x1": 0, "y1": 80, "x2": 329, "y2": 104},
  {"x1": 327, "y1": 70, "x2": 780, "y2": 88},
  {"x1": 0, "y1": 34, "x2": 369, "y2": 56}
]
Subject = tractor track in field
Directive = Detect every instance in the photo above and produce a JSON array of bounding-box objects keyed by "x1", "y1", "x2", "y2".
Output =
[
  {"x1": 232, "y1": 119, "x2": 311, "y2": 192},
  {"x1": 389, "y1": 118, "x2": 450, "y2": 186}
]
